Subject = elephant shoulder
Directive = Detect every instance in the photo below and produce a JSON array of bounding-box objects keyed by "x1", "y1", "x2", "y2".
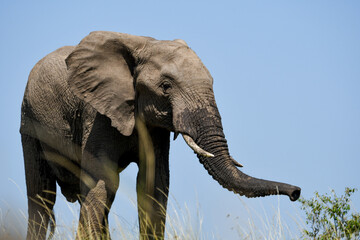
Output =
[
  {"x1": 29, "y1": 46, "x2": 75, "y2": 80},
  {"x1": 21, "y1": 46, "x2": 82, "y2": 138}
]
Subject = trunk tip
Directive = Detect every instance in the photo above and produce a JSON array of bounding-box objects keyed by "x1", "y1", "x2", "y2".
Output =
[{"x1": 289, "y1": 187, "x2": 301, "y2": 201}]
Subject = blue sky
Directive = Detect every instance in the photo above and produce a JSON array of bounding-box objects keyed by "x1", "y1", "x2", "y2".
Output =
[{"x1": 1, "y1": 1, "x2": 359, "y2": 239}]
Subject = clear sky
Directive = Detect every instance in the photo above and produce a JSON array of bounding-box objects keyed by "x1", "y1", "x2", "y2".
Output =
[{"x1": 1, "y1": 1, "x2": 359, "y2": 239}]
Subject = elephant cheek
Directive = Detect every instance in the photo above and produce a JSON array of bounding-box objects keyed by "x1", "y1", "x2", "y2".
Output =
[
  {"x1": 172, "y1": 107, "x2": 199, "y2": 139},
  {"x1": 172, "y1": 106, "x2": 222, "y2": 141},
  {"x1": 137, "y1": 92, "x2": 173, "y2": 129}
]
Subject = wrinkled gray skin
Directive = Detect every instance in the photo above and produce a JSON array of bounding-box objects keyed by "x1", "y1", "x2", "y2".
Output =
[{"x1": 21, "y1": 31, "x2": 301, "y2": 240}]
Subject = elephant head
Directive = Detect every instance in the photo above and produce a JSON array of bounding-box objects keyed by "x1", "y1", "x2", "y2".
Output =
[{"x1": 66, "y1": 31, "x2": 301, "y2": 201}]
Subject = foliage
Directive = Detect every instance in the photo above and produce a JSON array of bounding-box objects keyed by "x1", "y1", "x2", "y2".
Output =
[{"x1": 299, "y1": 188, "x2": 360, "y2": 239}]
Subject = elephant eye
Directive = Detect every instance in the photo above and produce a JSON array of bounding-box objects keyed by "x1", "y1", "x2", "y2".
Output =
[{"x1": 160, "y1": 81, "x2": 172, "y2": 95}]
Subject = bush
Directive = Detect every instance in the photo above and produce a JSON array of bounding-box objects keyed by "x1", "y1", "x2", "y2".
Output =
[{"x1": 299, "y1": 187, "x2": 360, "y2": 239}]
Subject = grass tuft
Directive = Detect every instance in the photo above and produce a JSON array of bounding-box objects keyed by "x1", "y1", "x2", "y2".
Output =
[{"x1": 0, "y1": 196, "x2": 305, "y2": 240}]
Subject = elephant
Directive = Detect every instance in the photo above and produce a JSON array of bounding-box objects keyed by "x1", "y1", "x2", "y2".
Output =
[{"x1": 20, "y1": 31, "x2": 301, "y2": 240}]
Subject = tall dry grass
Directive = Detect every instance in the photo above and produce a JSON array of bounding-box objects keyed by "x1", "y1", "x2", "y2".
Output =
[{"x1": 0, "y1": 193, "x2": 304, "y2": 240}]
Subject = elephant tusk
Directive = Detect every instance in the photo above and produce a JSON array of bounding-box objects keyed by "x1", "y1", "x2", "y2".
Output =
[
  {"x1": 173, "y1": 132, "x2": 179, "y2": 140},
  {"x1": 230, "y1": 156, "x2": 243, "y2": 167},
  {"x1": 182, "y1": 134, "x2": 215, "y2": 158}
]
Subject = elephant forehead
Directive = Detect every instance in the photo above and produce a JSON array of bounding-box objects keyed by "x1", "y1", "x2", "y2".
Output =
[
  {"x1": 174, "y1": 47, "x2": 213, "y2": 84},
  {"x1": 160, "y1": 60, "x2": 211, "y2": 83},
  {"x1": 160, "y1": 57, "x2": 212, "y2": 84},
  {"x1": 147, "y1": 42, "x2": 213, "y2": 84}
]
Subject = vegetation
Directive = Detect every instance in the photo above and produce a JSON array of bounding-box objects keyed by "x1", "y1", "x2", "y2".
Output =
[
  {"x1": 1, "y1": 188, "x2": 360, "y2": 239},
  {"x1": 299, "y1": 188, "x2": 360, "y2": 240}
]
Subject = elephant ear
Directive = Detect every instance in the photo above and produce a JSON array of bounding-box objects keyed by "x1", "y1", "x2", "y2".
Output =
[{"x1": 66, "y1": 31, "x2": 148, "y2": 136}]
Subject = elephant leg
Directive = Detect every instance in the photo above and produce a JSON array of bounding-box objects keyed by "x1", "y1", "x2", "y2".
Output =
[
  {"x1": 22, "y1": 135, "x2": 57, "y2": 240},
  {"x1": 76, "y1": 156, "x2": 119, "y2": 240},
  {"x1": 76, "y1": 119, "x2": 121, "y2": 240},
  {"x1": 77, "y1": 177, "x2": 118, "y2": 240},
  {"x1": 137, "y1": 128, "x2": 170, "y2": 240}
]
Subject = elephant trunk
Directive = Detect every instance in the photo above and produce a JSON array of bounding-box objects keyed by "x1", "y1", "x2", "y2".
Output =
[{"x1": 180, "y1": 107, "x2": 301, "y2": 201}]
